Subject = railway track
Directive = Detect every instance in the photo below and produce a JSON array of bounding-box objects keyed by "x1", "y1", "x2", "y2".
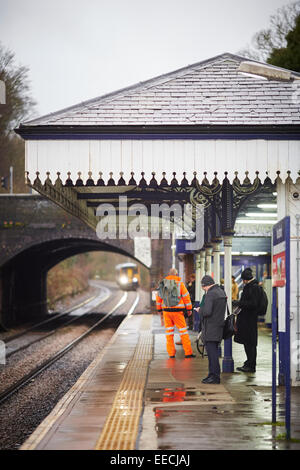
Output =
[
  {"x1": 0, "y1": 290, "x2": 139, "y2": 406},
  {"x1": 4, "y1": 286, "x2": 111, "y2": 358},
  {"x1": 2, "y1": 286, "x2": 110, "y2": 345}
]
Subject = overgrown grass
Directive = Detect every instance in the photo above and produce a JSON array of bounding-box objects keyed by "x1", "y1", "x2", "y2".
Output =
[
  {"x1": 254, "y1": 421, "x2": 285, "y2": 426},
  {"x1": 276, "y1": 433, "x2": 300, "y2": 443}
]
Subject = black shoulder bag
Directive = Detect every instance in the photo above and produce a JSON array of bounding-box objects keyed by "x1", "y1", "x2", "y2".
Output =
[{"x1": 223, "y1": 304, "x2": 240, "y2": 340}]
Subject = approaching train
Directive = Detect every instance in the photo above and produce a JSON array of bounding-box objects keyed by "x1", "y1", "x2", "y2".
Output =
[{"x1": 115, "y1": 263, "x2": 140, "y2": 291}]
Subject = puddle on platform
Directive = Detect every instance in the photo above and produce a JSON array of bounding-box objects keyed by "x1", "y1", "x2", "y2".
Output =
[
  {"x1": 146, "y1": 386, "x2": 220, "y2": 403},
  {"x1": 153, "y1": 406, "x2": 289, "y2": 450}
]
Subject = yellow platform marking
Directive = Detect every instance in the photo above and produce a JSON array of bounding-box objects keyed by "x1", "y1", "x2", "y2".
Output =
[
  {"x1": 20, "y1": 311, "x2": 151, "y2": 450},
  {"x1": 95, "y1": 327, "x2": 153, "y2": 450}
]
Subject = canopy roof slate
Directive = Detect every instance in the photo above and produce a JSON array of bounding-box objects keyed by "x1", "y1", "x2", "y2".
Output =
[
  {"x1": 19, "y1": 53, "x2": 300, "y2": 130},
  {"x1": 17, "y1": 53, "x2": 300, "y2": 240}
]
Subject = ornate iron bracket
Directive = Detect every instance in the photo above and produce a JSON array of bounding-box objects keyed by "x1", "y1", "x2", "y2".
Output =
[{"x1": 26, "y1": 169, "x2": 276, "y2": 238}]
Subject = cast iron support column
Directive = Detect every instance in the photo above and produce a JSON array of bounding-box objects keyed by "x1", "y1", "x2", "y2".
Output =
[
  {"x1": 178, "y1": 255, "x2": 185, "y2": 283},
  {"x1": 212, "y1": 239, "x2": 222, "y2": 357},
  {"x1": 224, "y1": 235, "x2": 233, "y2": 310},
  {"x1": 221, "y1": 173, "x2": 235, "y2": 373},
  {"x1": 205, "y1": 246, "x2": 213, "y2": 276},
  {"x1": 210, "y1": 209, "x2": 222, "y2": 284},
  {"x1": 195, "y1": 250, "x2": 206, "y2": 303},
  {"x1": 200, "y1": 249, "x2": 206, "y2": 295},
  {"x1": 222, "y1": 234, "x2": 234, "y2": 372},
  {"x1": 195, "y1": 254, "x2": 201, "y2": 302},
  {"x1": 212, "y1": 240, "x2": 221, "y2": 285}
]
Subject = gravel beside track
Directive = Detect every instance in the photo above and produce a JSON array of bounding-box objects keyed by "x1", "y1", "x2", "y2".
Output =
[
  {"x1": 0, "y1": 284, "x2": 149, "y2": 450},
  {"x1": 0, "y1": 313, "x2": 123, "y2": 450},
  {"x1": 0, "y1": 288, "x2": 123, "y2": 395},
  {"x1": 0, "y1": 284, "x2": 148, "y2": 450},
  {"x1": 0, "y1": 283, "x2": 100, "y2": 343}
]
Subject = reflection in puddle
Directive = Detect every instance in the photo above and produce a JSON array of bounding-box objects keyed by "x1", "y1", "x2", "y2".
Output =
[{"x1": 147, "y1": 386, "x2": 216, "y2": 403}]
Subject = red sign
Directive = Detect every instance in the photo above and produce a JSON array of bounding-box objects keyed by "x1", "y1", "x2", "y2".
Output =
[
  {"x1": 272, "y1": 251, "x2": 286, "y2": 287},
  {"x1": 272, "y1": 219, "x2": 287, "y2": 288}
]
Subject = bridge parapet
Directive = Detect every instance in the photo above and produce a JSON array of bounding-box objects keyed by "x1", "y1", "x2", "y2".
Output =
[
  {"x1": 0, "y1": 195, "x2": 136, "y2": 326},
  {"x1": 0, "y1": 194, "x2": 135, "y2": 267},
  {"x1": 0, "y1": 195, "x2": 170, "y2": 326}
]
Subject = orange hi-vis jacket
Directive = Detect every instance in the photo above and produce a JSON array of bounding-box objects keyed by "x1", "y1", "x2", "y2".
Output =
[
  {"x1": 156, "y1": 275, "x2": 193, "y2": 313},
  {"x1": 156, "y1": 275, "x2": 193, "y2": 357}
]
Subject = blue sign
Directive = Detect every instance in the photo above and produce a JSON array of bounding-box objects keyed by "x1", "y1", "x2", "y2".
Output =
[
  {"x1": 273, "y1": 218, "x2": 286, "y2": 246},
  {"x1": 272, "y1": 216, "x2": 291, "y2": 439},
  {"x1": 273, "y1": 219, "x2": 287, "y2": 287}
]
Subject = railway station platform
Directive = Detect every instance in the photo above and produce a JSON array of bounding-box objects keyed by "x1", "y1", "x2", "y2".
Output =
[{"x1": 20, "y1": 312, "x2": 300, "y2": 452}]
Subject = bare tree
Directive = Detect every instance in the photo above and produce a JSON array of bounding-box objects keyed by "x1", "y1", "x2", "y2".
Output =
[
  {"x1": 0, "y1": 43, "x2": 36, "y2": 193},
  {"x1": 0, "y1": 42, "x2": 36, "y2": 137}
]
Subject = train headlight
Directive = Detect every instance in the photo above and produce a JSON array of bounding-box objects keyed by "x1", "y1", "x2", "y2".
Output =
[
  {"x1": 120, "y1": 276, "x2": 128, "y2": 285},
  {"x1": 133, "y1": 277, "x2": 138, "y2": 283}
]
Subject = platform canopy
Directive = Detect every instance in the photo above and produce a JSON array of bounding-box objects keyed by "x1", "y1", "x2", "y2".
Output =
[{"x1": 15, "y1": 52, "x2": 300, "y2": 230}]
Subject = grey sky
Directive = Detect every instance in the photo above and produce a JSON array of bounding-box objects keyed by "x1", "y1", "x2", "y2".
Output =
[{"x1": 0, "y1": 0, "x2": 294, "y2": 119}]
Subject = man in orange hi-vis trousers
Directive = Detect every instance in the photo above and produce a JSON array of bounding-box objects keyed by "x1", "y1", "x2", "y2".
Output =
[{"x1": 156, "y1": 268, "x2": 196, "y2": 358}]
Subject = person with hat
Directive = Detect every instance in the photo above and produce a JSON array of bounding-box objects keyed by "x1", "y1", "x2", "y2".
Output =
[
  {"x1": 198, "y1": 275, "x2": 227, "y2": 384},
  {"x1": 156, "y1": 268, "x2": 196, "y2": 359},
  {"x1": 233, "y1": 268, "x2": 261, "y2": 372}
]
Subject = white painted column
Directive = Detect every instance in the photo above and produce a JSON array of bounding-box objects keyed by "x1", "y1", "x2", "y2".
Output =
[
  {"x1": 212, "y1": 241, "x2": 221, "y2": 285},
  {"x1": 223, "y1": 235, "x2": 233, "y2": 313},
  {"x1": 171, "y1": 231, "x2": 176, "y2": 269},
  {"x1": 200, "y1": 250, "x2": 206, "y2": 280},
  {"x1": 205, "y1": 246, "x2": 213, "y2": 276},
  {"x1": 178, "y1": 258, "x2": 185, "y2": 283},
  {"x1": 195, "y1": 253, "x2": 201, "y2": 302},
  {"x1": 222, "y1": 234, "x2": 234, "y2": 373}
]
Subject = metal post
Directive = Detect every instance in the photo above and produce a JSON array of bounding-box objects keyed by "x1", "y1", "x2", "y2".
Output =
[
  {"x1": 285, "y1": 216, "x2": 291, "y2": 440},
  {"x1": 178, "y1": 257, "x2": 184, "y2": 283},
  {"x1": 195, "y1": 250, "x2": 206, "y2": 304},
  {"x1": 195, "y1": 253, "x2": 201, "y2": 302},
  {"x1": 222, "y1": 235, "x2": 234, "y2": 372},
  {"x1": 224, "y1": 235, "x2": 232, "y2": 310},
  {"x1": 213, "y1": 241, "x2": 222, "y2": 357},
  {"x1": 9, "y1": 166, "x2": 13, "y2": 194},
  {"x1": 272, "y1": 286, "x2": 277, "y2": 423},
  {"x1": 171, "y1": 232, "x2": 176, "y2": 269},
  {"x1": 205, "y1": 246, "x2": 213, "y2": 275},
  {"x1": 212, "y1": 242, "x2": 221, "y2": 284},
  {"x1": 296, "y1": 214, "x2": 300, "y2": 382},
  {"x1": 200, "y1": 249, "x2": 206, "y2": 284}
]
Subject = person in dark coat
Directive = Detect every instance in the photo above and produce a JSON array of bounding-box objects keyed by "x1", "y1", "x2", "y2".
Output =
[
  {"x1": 176, "y1": 272, "x2": 196, "y2": 344},
  {"x1": 199, "y1": 275, "x2": 227, "y2": 384},
  {"x1": 187, "y1": 273, "x2": 196, "y2": 302},
  {"x1": 234, "y1": 267, "x2": 261, "y2": 372}
]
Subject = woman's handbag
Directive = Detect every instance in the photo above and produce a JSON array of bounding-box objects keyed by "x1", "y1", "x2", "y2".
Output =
[
  {"x1": 195, "y1": 332, "x2": 205, "y2": 357},
  {"x1": 223, "y1": 305, "x2": 240, "y2": 340}
]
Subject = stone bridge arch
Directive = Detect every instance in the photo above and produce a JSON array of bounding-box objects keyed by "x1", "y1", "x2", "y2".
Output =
[{"x1": 0, "y1": 195, "x2": 151, "y2": 327}]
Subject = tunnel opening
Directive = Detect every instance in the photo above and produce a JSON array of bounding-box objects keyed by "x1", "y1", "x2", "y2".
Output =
[
  {"x1": 47, "y1": 251, "x2": 150, "y2": 313},
  {"x1": 0, "y1": 237, "x2": 150, "y2": 329}
]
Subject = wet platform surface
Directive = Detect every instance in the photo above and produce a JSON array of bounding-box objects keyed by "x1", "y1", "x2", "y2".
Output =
[{"x1": 21, "y1": 313, "x2": 300, "y2": 451}]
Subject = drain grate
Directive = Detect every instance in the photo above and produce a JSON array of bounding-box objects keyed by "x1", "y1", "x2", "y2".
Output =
[{"x1": 94, "y1": 330, "x2": 153, "y2": 450}]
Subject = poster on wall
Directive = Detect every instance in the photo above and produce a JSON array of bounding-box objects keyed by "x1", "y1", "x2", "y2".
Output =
[
  {"x1": 272, "y1": 251, "x2": 286, "y2": 287},
  {"x1": 272, "y1": 218, "x2": 287, "y2": 288},
  {"x1": 272, "y1": 216, "x2": 291, "y2": 336}
]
